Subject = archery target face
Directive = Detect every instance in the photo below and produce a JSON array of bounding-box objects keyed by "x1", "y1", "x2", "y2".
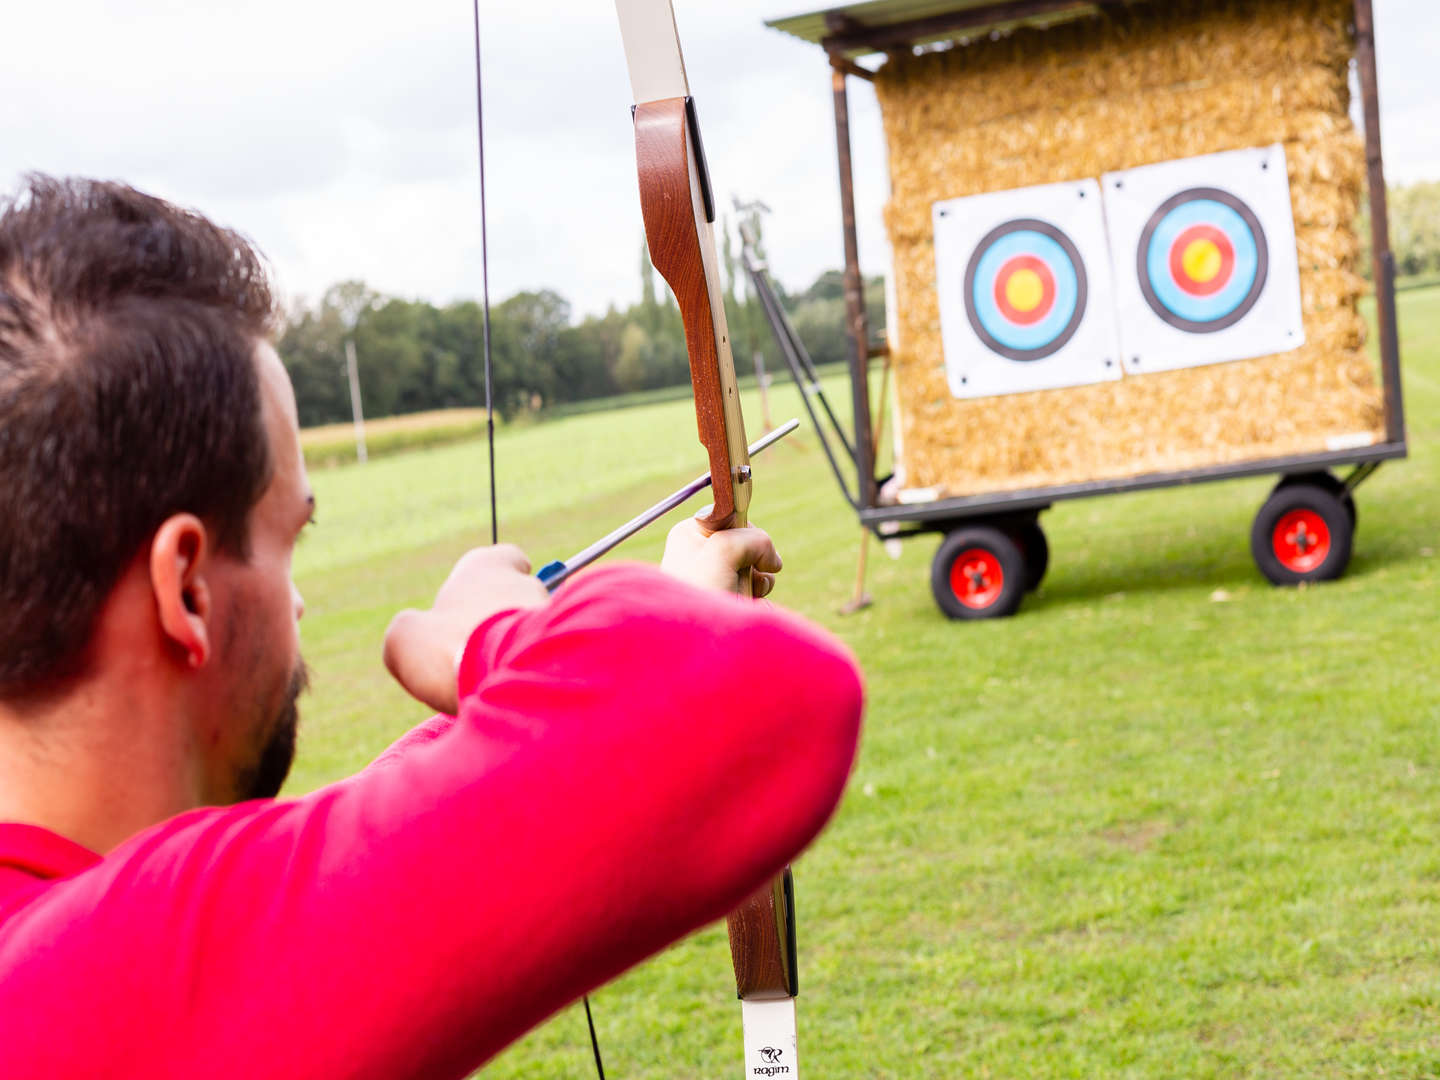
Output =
[
  {"x1": 1103, "y1": 145, "x2": 1305, "y2": 375},
  {"x1": 933, "y1": 179, "x2": 1120, "y2": 399}
]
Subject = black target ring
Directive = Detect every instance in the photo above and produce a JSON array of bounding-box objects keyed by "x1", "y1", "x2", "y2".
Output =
[
  {"x1": 1136, "y1": 187, "x2": 1269, "y2": 334},
  {"x1": 963, "y1": 218, "x2": 1088, "y2": 363}
]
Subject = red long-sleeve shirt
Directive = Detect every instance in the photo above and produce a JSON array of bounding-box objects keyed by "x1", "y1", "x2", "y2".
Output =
[{"x1": 0, "y1": 564, "x2": 863, "y2": 1078}]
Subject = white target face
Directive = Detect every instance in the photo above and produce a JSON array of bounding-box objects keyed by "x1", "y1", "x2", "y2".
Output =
[
  {"x1": 933, "y1": 179, "x2": 1121, "y2": 399},
  {"x1": 1102, "y1": 145, "x2": 1305, "y2": 375}
]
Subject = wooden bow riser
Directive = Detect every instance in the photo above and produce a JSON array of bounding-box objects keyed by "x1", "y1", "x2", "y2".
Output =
[
  {"x1": 633, "y1": 97, "x2": 752, "y2": 537},
  {"x1": 727, "y1": 867, "x2": 798, "y2": 1000}
]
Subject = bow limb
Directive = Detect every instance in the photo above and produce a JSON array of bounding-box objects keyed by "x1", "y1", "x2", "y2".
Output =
[{"x1": 615, "y1": 0, "x2": 800, "y2": 1072}]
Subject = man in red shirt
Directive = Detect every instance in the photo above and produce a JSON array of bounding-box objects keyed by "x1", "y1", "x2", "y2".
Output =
[{"x1": 0, "y1": 177, "x2": 863, "y2": 1077}]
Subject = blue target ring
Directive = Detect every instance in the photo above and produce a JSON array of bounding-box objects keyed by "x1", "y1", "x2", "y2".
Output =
[
  {"x1": 1137, "y1": 187, "x2": 1269, "y2": 333},
  {"x1": 964, "y1": 219, "x2": 1088, "y2": 362}
]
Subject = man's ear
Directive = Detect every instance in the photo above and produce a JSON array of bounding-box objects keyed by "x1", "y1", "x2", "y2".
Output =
[{"x1": 149, "y1": 513, "x2": 213, "y2": 669}]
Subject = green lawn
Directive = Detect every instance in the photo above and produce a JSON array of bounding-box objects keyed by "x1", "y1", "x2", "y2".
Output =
[{"x1": 291, "y1": 287, "x2": 1440, "y2": 1078}]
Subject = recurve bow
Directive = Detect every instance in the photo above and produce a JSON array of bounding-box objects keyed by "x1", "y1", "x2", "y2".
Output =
[{"x1": 613, "y1": 2, "x2": 802, "y2": 1075}]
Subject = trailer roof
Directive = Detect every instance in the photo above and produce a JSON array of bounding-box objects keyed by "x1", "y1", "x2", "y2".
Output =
[{"x1": 767, "y1": 0, "x2": 1147, "y2": 58}]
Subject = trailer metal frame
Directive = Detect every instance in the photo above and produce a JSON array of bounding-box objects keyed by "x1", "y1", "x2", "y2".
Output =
[{"x1": 758, "y1": 0, "x2": 1406, "y2": 551}]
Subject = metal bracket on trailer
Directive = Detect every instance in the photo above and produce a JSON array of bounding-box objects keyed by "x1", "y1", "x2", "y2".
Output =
[{"x1": 1340, "y1": 460, "x2": 1383, "y2": 496}]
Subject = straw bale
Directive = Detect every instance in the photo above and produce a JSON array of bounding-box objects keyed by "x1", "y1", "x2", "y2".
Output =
[{"x1": 875, "y1": 0, "x2": 1382, "y2": 497}]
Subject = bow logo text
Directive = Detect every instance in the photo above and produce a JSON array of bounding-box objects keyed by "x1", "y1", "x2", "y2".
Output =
[{"x1": 751, "y1": 1046, "x2": 789, "y2": 1076}]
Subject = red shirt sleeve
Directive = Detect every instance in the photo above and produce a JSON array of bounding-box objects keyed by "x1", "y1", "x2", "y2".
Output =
[{"x1": 0, "y1": 564, "x2": 863, "y2": 1080}]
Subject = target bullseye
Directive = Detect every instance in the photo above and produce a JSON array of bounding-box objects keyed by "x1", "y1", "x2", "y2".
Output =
[
  {"x1": 994, "y1": 255, "x2": 1055, "y2": 325},
  {"x1": 964, "y1": 218, "x2": 1087, "y2": 362},
  {"x1": 1171, "y1": 224, "x2": 1234, "y2": 296},
  {"x1": 1137, "y1": 187, "x2": 1268, "y2": 333}
]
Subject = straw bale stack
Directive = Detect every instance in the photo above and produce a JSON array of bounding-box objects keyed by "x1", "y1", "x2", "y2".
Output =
[{"x1": 875, "y1": 0, "x2": 1382, "y2": 496}]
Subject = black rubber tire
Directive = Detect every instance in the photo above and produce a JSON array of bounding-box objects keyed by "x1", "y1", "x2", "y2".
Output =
[
  {"x1": 1250, "y1": 483, "x2": 1354, "y2": 586},
  {"x1": 930, "y1": 526, "x2": 1027, "y2": 619},
  {"x1": 1008, "y1": 519, "x2": 1050, "y2": 592},
  {"x1": 1273, "y1": 471, "x2": 1356, "y2": 531}
]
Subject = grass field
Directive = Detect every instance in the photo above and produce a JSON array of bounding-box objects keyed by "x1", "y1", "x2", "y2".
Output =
[{"x1": 291, "y1": 287, "x2": 1439, "y2": 1078}]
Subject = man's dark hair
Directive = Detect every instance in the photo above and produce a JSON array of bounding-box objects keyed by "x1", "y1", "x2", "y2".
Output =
[{"x1": 0, "y1": 176, "x2": 277, "y2": 699}]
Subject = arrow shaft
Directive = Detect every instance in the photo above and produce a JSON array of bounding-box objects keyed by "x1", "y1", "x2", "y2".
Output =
[{"x1": 541, "y1": 419, "x2": 797, "y2": 593}]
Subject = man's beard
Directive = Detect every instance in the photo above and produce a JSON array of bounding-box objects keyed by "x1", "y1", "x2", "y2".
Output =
[{"x1": 238, "y1": 659, "x2": 310, "y2": 801}]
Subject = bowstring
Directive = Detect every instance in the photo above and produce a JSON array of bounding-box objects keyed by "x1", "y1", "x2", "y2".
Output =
[
  {"x1": 472, "y1": 0, "x2": 497, "y2": 547},
  {"x1": 469, "y1": 4, "x2": 604, "y2": 1076}
]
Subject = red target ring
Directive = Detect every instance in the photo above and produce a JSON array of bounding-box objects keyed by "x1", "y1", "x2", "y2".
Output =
[
  {"x1": 1168, "y1": 224, "x2": 1235, "y2": 297},
  {"x1": 992, "y1": 254, "x2": 1056, "y2": 326}
]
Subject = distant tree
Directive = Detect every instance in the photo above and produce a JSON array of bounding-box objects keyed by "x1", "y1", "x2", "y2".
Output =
[
  {"x1": 1391, "y1": 181, "x2": 1440, "y2": 277},
  {"x1": 278, "y1": 298, "x2": 350, "y2": 427},
  {"x1": 433, "y1": 300, "x2": 488, "y2": 407},
  {"x1": 1359, "y1": 180, "x2": 1440, "y2": 280},
  {"x1": 275, "y1": 256, "x2": 887, "y2": 427},
  {"x1": 638, "y1": 236, "x2": 660, "y2": 332},
  {"x1": 327, "y1": 280, "x2": 381, "y2": 330},
  {"x1": 354, "y1": 299, "x2": 440, "y2": 417},
  {"x1": 613, "y1": 323, "x2": 654, "y2": 393},
  {"x1": 783, "y1": 272, "x2": 886, "y2": 368},
  {"x1": 488, "y1": 290, "x2": 571, "y2": 417},
  {"x1": 553, "y1": 314, "x2": 620, "y2": 403},
  {"x1": 800, "y1": 269, "x2": 846, "y2": 304}
]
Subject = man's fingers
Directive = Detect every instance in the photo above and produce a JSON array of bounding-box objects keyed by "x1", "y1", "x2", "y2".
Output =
[
  {"x1": 743, "y1": 521, "x2": 783, "y2": 573},
  {"x1": 661, "y1": 516, "x2": 784, "y2": 596},
  {"x1": 458, "y1": 543, "x2": 530, "y2": 576},
  {"x1": 752, "y1": 571, "x2": 777, "y2": 599},
  {"x1": 714, "y1": 526, "x2": 782, "y2": 575}
]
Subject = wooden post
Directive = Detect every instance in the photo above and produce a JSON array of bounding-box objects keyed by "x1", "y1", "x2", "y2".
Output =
[
  {"x1": 827, "y1": 54, "x2": 877, "y2": 511},
  {"x1": 841, "y1": 347, "x2": 892, "y2": 614},
  {"x1": 753, "y1": 350, "x2": 775, "y2": 433},
  {"x1": 344, "y1": 337, "x2": 368, "y2": 465}
]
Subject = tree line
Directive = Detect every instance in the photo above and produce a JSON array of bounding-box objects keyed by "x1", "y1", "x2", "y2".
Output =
[
  {"x1": 1360, "y1": 180, "x2": 1440, "y2": 281},
  {"x1": 279, "y1": 221, "x2": 885, "y2": 428}
]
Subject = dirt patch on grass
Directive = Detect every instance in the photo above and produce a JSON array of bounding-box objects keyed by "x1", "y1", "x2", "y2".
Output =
[{"x1": 1100, "y1": 819, "x2": 1174, "y2": 852}]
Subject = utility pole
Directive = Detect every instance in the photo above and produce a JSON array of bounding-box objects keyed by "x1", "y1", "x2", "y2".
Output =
[
  {"x1": 344, "y1": 337, "x2": 368, "y2": 464},
  {"x1": 733, "y1": 197, "x2": 774, "y2": 433}
]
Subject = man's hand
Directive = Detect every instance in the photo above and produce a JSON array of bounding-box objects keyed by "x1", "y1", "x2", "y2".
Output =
[
  {"x1": 661, "y1": 512, "x2": 783, "y2": 598},
  {"x1": 383, "y1": 545, "x2": 550, "y2": 715}
]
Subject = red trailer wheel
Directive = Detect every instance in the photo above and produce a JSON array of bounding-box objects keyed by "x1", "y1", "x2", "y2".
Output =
[
  {"x1": 1270, "y1": 509, "x2": 1331, "y2": 574},
  {"x1": 949, "y1": 548, "x2": 1005, "y2": 609},
  {"x1": 931, "y1": 526, "x2": 1027, "y2": 619},
  {"x1": 1250, "y1": 482, "x2": 1353, "y2": 586}
]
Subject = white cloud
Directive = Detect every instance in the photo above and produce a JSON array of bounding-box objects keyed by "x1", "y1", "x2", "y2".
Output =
[{"x1": 0, "y1": 0, "x2": 1431, "y2": 317}]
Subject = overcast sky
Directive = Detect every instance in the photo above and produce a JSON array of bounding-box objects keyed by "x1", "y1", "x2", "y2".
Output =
[{"x1": 1, "y1": 0, "x2": 1435, "y2": 318}]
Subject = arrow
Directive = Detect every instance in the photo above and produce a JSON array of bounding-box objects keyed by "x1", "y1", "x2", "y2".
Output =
[{"x1": 537, "y1": 418, "x2": 800, "y2": 592}]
